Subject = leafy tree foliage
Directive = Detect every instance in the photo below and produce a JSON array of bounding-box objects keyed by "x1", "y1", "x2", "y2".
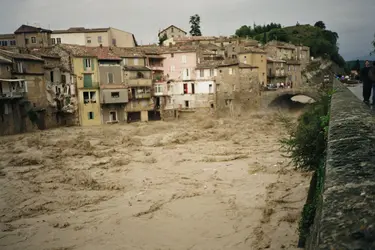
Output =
[
  {"x1": 235, "y1": 22, "x2": 281, "y2": 38},
  {"x1": 158, "y1": 34, "x2": 167, "y2": 46},
  {"x1": 314, "y1": 21, "x2": 326, "y2": 30},
  {"x1": 189, "y1": 14, "x2": 202, "y2": 36},
  {"x1": 268, "y1": 29, "x2": 289, "y2": 42}
]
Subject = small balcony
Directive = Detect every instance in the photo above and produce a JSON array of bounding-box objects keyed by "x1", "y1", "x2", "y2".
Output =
[
  {"x1": 125, "y1": 78, "x2": 152, "y2": 87},
  {"x1": 82, "y1": 81, "x2": 99, "y2": 89},
  {"x1": 100, "y1": 89, "x2": 128, "y2": 104},
  {"x1": 149, "y1": 64, "x2": 164, "y2": 71}
]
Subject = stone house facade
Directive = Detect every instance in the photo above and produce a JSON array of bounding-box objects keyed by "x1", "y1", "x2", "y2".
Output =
[
  {"x1": 158, "y1": 25, "x2": 187, "y2": 40},
  {"x1": 215, "y1": 61, "x2": 260, "y2": 116}
]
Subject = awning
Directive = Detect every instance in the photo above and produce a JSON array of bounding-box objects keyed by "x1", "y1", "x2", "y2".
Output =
[{"x1": 0, "y1": 79, "x2": 25, "y2": 82}]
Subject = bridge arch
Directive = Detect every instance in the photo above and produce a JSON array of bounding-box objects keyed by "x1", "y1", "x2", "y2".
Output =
[{"x1": 261, "y1": 88, "x2": 320, "y2": 109}]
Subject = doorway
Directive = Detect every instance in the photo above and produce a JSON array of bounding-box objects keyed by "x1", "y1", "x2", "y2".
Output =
[{"x1": 109, "y1": 111, "x2": 117, "y2": 122}]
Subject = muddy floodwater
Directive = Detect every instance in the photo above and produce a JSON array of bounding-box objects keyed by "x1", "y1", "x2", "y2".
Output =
[{"x1": 0, "y1": 112, "x2": 310, "y2": 250}]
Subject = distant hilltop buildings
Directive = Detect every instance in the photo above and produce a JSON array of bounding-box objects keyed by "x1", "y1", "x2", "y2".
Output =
[{"x1": 0, "y1": 24, "x2": 310, "y2": 136}]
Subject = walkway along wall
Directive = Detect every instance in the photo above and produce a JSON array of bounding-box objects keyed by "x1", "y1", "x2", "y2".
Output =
[{"x1": 306, "y1": 80, "x2": 375, "y2": 249}]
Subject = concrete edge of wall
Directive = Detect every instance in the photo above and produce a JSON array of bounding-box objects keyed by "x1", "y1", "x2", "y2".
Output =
[{"x1": 306, "y1": 80, "x2": 375, "y2": 249}]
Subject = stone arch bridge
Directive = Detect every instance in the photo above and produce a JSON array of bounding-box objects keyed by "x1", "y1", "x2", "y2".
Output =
[{"x1": 260, "y1": 87, "x2": 321, "y2": 108}]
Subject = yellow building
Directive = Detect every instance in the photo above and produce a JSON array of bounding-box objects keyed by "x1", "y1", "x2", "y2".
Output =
[
  {"x1": 52, "y1": 44, "x2": 101, "y2": 126},
  {"x1": 74, "y1": 56, "x2": 101, "y2": 126}
]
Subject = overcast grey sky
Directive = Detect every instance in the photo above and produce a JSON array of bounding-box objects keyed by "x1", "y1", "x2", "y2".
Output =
[{"x1": 1, "y1": 0, "x2": 374, "y2": 60}]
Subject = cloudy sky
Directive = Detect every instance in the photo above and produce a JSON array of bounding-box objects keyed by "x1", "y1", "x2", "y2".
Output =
[{"x1": 1, "y1": 0, "x2": 374, "y2": 60}]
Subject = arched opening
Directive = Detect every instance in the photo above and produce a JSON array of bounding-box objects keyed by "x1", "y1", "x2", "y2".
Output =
[{"x1": 268, "y1": 93, "x2": 315, "y2": 111}]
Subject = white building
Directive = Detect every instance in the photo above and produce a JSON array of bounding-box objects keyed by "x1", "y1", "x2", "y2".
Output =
[{"x1": 51, "y1": 27, "x2": 137, "y2": 47}]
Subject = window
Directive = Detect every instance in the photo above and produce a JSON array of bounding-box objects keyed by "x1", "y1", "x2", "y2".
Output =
[
  {"x1": 200, "y1": 69, "x2": 204, "y2": 78},
  {"x1": 107, "y1": 72, "x2": 114, "y2": 83},
  {"x1": 1, "y1": 41, "x2": 8, "y2": 46},
  {"x1": 191, "y1": 83, "x2": 195, "y2": 94},
  {"x1": 172, "y1": 35, "x2": 174, "y2": 38},
  {"x1": 185, "y1": 100, "x2": 189, "y2": 108},
  {"x1": 186, "y1": 68, "x2": 189, "y2": 77},
  {"x1": 51, "y1": 38, "x2": 56, "y2": 44},
  {"x1": 50, "y1": 71, "x2": 54, "y2": 82},
  {"x1": 98, "y1": 36, "x2": 102, "y2": 43},
  {"x1": 171, "y1": 53, "x2": 174, "y2": 58},
  {"x1": 17, "y1": 62, "x2": 23, "y2": 73},
  {"x1": 134, "y1": 58, "x2": 139, "y2": 65},
  {"x1": 209, "y1": 84, "x2": 213, "y2": 93},
  {"x1": 210, "y1": 69, "x2": 214, "y2": 76},
  {"x1": 84, "y1": 58, "x2": 91, "y2": 68},
  {"x1": 87, "y1": 37, "x2": 91, "y2": 43},
  {"x1": 112, "y1": 39, "x2": 117, "y2": 46},
  {"x1": 182, "y1": 55, "x2": 187, "y2": 63},
  {"x1": 154, "y1": 85, "x2": 164, "y2": 93},
  {"x1": 183, "y1": 83, "x2": 188, "y2": 94},
  {"x1": 111, "y1": 92, "x2": 120, "y2": 98},
  {"x1": 31, "y1": 37, "x2": 36, "y2": 43},
  {"x1": 88, "y1": 112, "x2": 94, "y2": 120},
  {"x1": 57, "y1": 38, "x2": 61, "y2": 44},
  {"x1": 83, "y1": 91, "x2": 96, "y2": 103},
  {"x1": 25, "y1": 38, "x2": 29, "y2": 44},
  {"x1": 170, "y1": 65, "x2": 175, "y2": 72},
  {"x1": 229, "y1": 68, "x2": 233, "y2": 75},
  {"x1": 10, "y1": 40, "x2": 16, "y2": 46},
  {"x1": 171, "y1": 27, "x2": 174, "y2": 32},
  {"x1": 61, "y1": 75, "x2": 66, "y2": 84},
  {"x1": 136, "y1": 72, "x2": 144, "y2": 78}
]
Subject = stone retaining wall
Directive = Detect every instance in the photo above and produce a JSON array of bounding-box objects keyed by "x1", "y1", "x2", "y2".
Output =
[{"x1": 306, "y1": 80, "x2": 375, "y2": 249}]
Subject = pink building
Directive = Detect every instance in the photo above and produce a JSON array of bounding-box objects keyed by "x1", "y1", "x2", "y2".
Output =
[{"x1": 161, "y1": 49, "x2": 197, "y2": 81}]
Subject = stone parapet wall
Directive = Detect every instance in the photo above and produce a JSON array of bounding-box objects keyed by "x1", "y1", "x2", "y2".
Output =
[{"x1": 306, "y1": 80, "x2": 375, "y2": 249}]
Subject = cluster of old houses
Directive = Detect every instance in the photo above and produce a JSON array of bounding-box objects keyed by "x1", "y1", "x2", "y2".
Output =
[{"x1": 0, "y1": 24, "x2": 310, "y2": 135}]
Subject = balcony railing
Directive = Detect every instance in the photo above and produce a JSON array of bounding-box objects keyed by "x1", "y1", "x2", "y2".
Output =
[
  {"x1": 0, "y1": 91, "x2": 25, "y2": 99},
  {"x1": 125, "y1": 78, "x2": 152, "y2": 87},
  {"x1": 82, "y1": 81, "x2": 99, "y2": 89}
]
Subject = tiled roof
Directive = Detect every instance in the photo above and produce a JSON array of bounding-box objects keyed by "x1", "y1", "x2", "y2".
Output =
[
  {"x1": 14, "y1": 24, "x2": 52, "y2": 34},
  {"x1": 217, "y1": 59, "x2": 257, "y2": 68},
  {"x1": 29, "y1": 48, "x2": 61, "y2": 59},
  {"x1": 238, "y1": 47, "x2": 266, "y2": 54},
  {"x1": 174, "y1": 36, "x2": 217, "y2": 42},
  {"x1": 58, "y1": 44, "x2": 97, "y2": 57},
  {"x1": 0, "y1": 49, "x2": 44, "y2": 61},
  {"x1": 267, "y1": 57, "x2": 286, "y2": 63},
  {"x1": 124, "y1": 66, "x2": 151, "y2": 71},
  {"x1": 86, "y1": 47, "x2": 121, "y2": 60},
  {"x1": 196, "y1": 60, "x2": 223, "y2": 69},
  {"x1": 110, "y1": 47, "x2": 146, "y2": 58},
  {"x1": 52, "y1": 27, "x2": 109, "y2": 34}
]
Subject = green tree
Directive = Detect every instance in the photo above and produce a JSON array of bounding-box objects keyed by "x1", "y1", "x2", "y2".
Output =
[
  {"x1": 371, "y1": 34, "x2": 375, "y2": 55},
  {"x1": 314, "y1": 21, "x2": 326, "y2": 29},
  {"x1": 268, "y1": 29, "x2": 289, "y2": 42},
  {"x1": 262, "y1": 32, "x2": 267, "y2": 44},
  {"x1": 158, "y1": 34, "x2": 167, "y2": 46},
  {"x1": 189, "y1": 14, "x2": 202, "y2": 36},
  {"x1": 235, "y1": 25, "x2": 252, "y2": 38}
]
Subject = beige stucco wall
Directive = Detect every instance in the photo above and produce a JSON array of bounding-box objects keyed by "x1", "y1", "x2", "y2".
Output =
[
  {"x1": 109, "y1": 28, "x2": 136, "y2": 47},
  {"x1": 238, "y1": 52, "x2": 266, "y2": 85}
]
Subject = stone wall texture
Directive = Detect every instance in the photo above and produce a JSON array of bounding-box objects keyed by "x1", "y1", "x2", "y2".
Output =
[{"x1": 306, "y1": 80, "x2": 375, "y2": 249}]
